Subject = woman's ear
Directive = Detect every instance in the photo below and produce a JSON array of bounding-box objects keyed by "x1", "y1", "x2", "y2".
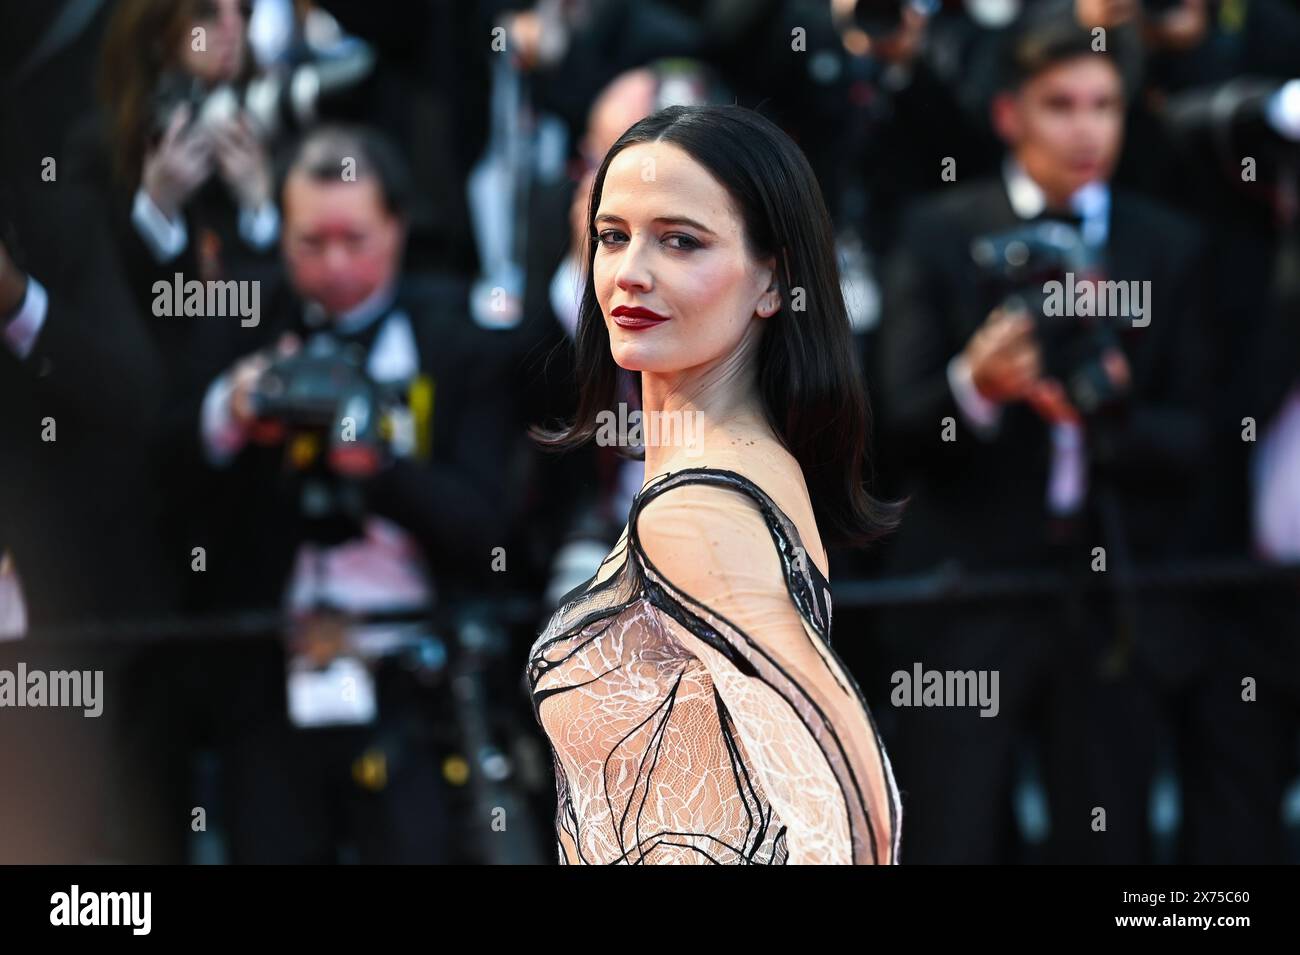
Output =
[{"x1": 756, "y1": 257, "x2": 781, "y2": 318}]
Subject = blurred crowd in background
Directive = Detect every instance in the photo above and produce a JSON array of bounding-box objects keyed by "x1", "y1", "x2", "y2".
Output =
[{"x1": 1, "y1": 0, "x2": 1299, "y2": 864}]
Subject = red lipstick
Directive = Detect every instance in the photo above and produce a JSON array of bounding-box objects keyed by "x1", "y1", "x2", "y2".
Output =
[{"x1": 612, "y1": 305, "x2": 670, "y2": 329}]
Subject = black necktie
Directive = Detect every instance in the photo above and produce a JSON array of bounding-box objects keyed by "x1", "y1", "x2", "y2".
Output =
[{"x1": 298, "y1": 302, "x2": 391, "y2": 357}]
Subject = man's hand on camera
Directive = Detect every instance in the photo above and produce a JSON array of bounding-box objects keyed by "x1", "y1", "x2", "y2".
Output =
[
  {"x1": 228, "y1": 333, "x2": 299, "y2": 443},
  {"x1": 1026, "y1": 379, "x2": 1082, "y2": 426},
  {"x1": 963, "y1": 307, "x2": 1042, "y2": 404},
  {"x1": 212, "y1": 115, "x2": 272, "y2": 211},
  {"x1": 1101, "y1": 347, "x2": 1132, "y2": 393},
  {"x1": 1025, "y1": 349, "x2": 1131, "y2": 426},
  {"x1": 228, "y1": 351, "x2": 272, "y2": 427},
  {"x1": 142, "y1": 106, "x2": 213, "y2": 220}
]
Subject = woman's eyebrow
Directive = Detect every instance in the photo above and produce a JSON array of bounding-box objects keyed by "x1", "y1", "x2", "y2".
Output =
[{"x1": 593, "y1": 213, "x2": 716, "y2": 236}]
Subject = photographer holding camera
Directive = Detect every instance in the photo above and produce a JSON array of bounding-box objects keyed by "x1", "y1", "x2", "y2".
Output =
[
  {"x1": 171, "y1": 124, "x2": 517, "y2": 863},
  {"x1": 874, "y1": 13, "x2": 1215, "y2": 863}
]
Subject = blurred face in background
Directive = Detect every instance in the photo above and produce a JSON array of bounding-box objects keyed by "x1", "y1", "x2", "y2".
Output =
[
  {"x1": 994, "y1": 55, "x2": 1124, "y2": 205},
  {"x1": 282, "y1": 173, "x2": 406, "y2": 316},
  {"x1": 592, "y1": 142, "x2": 777, "y2": 376},
  {"x1": 179, "y1": 0, "x2": 250, "y2": 86},
  {"x1": 571, "y1": 70, "x2": 658, "y2": 257}
]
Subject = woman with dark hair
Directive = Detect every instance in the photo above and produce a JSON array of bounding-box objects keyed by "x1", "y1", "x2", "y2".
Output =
[
  {"x1": 75, "y1": 0, "x2": 277, "y2": 326},
  {"x1": 526, "y1": 104, "x2": 902, "y2": 864}
]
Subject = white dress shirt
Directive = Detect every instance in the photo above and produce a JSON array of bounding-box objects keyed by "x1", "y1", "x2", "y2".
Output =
[
  {"x1": 0, "y1": 552, "x2": 26, "y2": 641},
  {"x1": 131, "y1": 186, "x2": 279, "y2": 264},
  {"x1": 2, "y1": 278, "x2": 49, "y2": 634},
  {"x1": 1253, "y1": 386, "x2": 1300, "y2": 561},
  {"x1": 2, "y1": 276, "x2": 48, "y2": 361}
]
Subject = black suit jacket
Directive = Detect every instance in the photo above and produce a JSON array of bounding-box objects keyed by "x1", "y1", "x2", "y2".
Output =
[
  {"x1": 0, "y1": 177, "x2": 183, "y2": 629},
  {"x1": 874, "y1": 178, "x2": 1214, "y2": 682},
  {"x1": 191, "y1": 279, "x2": 522, "y2": 612},
  {"x1": 876, "y1": 177, "x2": 1212, "y2": 570}
]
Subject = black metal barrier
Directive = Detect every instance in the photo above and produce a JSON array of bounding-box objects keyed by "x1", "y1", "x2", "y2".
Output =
[
  {"x1": 4, "y1": 558, "x2": 1294, "y2": 864},
  {"x1": 15, "y1": 558, "x2": 1299, "y2": 644}
]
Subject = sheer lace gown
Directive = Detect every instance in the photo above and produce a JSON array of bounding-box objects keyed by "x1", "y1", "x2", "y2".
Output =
[{"x1": 526, "y1": 467, "x2": 902, "y2": 864}]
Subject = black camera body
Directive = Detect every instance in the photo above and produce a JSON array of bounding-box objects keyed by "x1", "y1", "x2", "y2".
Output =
[
  {"x1": 852, "y1": 0, "x2": 940, "y2": 36},
  {"x1": 247, "y1": 334, "x2": 407, "y2": 546},
  {"x1": 248, "y1": 333, "x2": 394, "y2": 478},
  {"x1": 971, "y1": 220, "x2": 1126, "y2": 416}
]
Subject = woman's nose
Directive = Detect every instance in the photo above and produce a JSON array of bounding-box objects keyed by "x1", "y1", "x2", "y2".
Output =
[{"x1": 614, "y1": 238, "x2": 653, "y2": 293}]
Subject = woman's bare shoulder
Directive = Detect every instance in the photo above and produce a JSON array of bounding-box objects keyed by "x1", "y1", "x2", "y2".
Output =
[{"x1": 640, "y1": 442, "x2": 829, "y2": 580}]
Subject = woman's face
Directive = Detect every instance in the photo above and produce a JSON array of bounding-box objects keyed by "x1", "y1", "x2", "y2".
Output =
[
  {"x1": 592, "y1": 142, "x2": 777, "y2": 375},
  {"x1": 178, "y1": 0, "x2": 249, "y2": 86}
]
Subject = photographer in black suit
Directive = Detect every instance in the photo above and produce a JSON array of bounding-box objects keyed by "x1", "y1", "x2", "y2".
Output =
[
  {"x1": 873, "y1": 14, "x2": 1217, "y2": 863},
  {"x1": 131, "y1": 124, "x2": 520, "y2": 863},
  {"x1": 196, "y1": 127, "x2": 515, "y2": 612}
]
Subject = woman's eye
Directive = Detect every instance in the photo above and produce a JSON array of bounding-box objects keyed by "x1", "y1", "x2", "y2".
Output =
[
  {"x1": 594, "y1": 229, "x2": 699, "y2": 251},
  {"x1": 664, "y1": 233, "x2": 699, "y2": 251}
]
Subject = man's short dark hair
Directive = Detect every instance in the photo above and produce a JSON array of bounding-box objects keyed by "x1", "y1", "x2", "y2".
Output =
[
  {"x1": 278, "y1": 125, "x2": 412, "y2": 216},
  {"x1": 1000, "y1": 12, "x2": 1120, "y2": 93}
]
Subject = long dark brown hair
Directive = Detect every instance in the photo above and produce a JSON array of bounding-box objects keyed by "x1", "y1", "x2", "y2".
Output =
[
  {"x1": 531, "y1": 104, "x2": 901, "y2": 548},
  {"x1": 98, "y1": 0, "x2": 251, "y2": 187}
]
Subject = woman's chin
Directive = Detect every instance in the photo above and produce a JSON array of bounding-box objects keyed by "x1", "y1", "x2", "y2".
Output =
[{"x1": 610, "y1": 344, "x2": 671, "y2": 374}]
